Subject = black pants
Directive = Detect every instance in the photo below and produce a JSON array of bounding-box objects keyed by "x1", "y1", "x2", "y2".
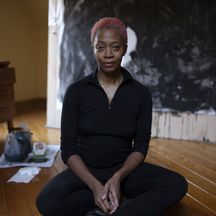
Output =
[{"x1": 36, "y1": 162, "x2": 188, "y2": 216}]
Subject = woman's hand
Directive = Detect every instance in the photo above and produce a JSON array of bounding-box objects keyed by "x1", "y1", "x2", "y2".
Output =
[
  {"x1": 92, "y1": 181, "x2": 112, "y2": 214},
  {"x1": 102, "y1": 174, "x2": 121, "y2": 214}
]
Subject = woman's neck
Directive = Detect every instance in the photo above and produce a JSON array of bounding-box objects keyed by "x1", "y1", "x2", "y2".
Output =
[{"x1": 97, "y1": 69, "x2": 123, "y2": 86}]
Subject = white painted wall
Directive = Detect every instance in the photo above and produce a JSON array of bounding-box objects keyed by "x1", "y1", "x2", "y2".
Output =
[{"x1": 0, "y1": 0, "x2": 48, "y2": 101}]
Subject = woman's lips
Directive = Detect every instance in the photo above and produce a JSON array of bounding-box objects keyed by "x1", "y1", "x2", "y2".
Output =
[{"x1": 103, "y1": 62, "x2": 115, "y2": 68}]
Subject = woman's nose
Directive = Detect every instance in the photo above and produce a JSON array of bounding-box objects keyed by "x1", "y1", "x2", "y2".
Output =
[{"x1": 104, "y1": 47, "x2": 114, "y2": 58}]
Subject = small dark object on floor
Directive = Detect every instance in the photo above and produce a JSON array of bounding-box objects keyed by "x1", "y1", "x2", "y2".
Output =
[
  {"x1": 85, "y1": 208, "x2": 107, "y2": 216},
  {"x1": 27, "y1": 157, "x2": 48, "y2": 163}
]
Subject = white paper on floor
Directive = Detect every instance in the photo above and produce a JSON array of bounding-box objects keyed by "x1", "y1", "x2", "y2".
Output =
[{"x1": 7, "y1": 167, "x2": 41, "y2": 183}]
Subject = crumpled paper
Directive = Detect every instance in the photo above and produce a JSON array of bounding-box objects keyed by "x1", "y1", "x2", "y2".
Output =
[{"x1": 7, "y1": 167, "x2": 41, "y2": 183}]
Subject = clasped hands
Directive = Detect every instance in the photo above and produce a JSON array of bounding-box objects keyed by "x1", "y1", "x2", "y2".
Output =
[{"x1": 93, "y1": 175, "x2": 121, "y2": 215}]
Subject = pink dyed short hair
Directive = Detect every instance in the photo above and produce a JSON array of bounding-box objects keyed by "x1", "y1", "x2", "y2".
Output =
[{"x1": 91, "y1": 17, "x2": 128, "y2": 44}]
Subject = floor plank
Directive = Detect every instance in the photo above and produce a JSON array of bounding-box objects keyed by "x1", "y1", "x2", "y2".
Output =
[
  {"x1": 146, "y1": 148, "x2": 216, "y2": 197},
  {"x1": 152, "y1": 141, "x2": 216, "y2": 179},
  {"x1": 152, "y1": 139, "x2": 216, "y2": 171},
  {"x1": 164, "y1": 195, "x2": 215, "y2": 216}
]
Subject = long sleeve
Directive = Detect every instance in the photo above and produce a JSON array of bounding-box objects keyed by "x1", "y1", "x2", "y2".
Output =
[
  {"x1": 132, "y1": 87, "x2": 152, "y2": 158},
  {"x1": 60, "y1": 84, "x2": 80, "y2": 164}
]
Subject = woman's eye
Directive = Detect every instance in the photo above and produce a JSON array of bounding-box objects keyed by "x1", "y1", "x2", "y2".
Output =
[
  {"x1": 96, "y1": 45, "x2": 104, "y2": 51},
  {"x1": 112, "y1": 46, "x2": 120, "y2": 51}
]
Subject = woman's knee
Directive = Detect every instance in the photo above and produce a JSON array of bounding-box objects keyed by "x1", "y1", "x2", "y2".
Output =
[
  {"x1": 36, "y1": 169, "x2": 75, "y2": 215},
  {"x1": 169, "y1": 172, "x2": 188, "y2": 198},
  {"x1": 36, "y1": 186, "x2": 60, "y2": 216},
  {"x1": 36, "y1": 190, "x2": 47, "y2": 215}
]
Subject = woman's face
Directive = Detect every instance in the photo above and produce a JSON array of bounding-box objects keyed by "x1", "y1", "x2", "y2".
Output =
[{"x1": 93, "y1": 27, "x2": 127, "y2": 74}]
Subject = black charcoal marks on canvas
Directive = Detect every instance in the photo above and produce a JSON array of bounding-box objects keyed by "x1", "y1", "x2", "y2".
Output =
[{"x1": 59, "y1": 0, "x2": 216, "y2": 112}]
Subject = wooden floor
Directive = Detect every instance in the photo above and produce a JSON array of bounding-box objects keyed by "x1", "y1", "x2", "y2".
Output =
[{"x1": 0, "y1": 101, "x2": 215, "y2": 216}]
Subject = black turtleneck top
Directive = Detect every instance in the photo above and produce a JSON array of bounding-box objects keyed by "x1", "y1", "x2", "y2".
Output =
[{"x1": 60, "y1": 68, "x2": 152, "y2": 168}]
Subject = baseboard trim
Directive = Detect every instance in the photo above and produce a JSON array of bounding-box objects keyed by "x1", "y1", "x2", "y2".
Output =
[{"x1": 15, "y1": 98, "x2": 46, "y2": 113}]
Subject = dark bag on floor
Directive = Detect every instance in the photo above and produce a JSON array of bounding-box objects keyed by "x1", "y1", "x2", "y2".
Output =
[{"x1": 4, "y1": 128, "x2": 32, "y2": 162}]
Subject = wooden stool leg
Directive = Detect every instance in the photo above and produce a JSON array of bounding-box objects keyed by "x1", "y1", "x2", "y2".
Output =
[{"x1": 7, "y1": 120, "x2": 14, "y2": 132}]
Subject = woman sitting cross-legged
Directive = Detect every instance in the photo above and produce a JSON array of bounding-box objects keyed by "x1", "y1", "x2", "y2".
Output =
[{"x1": 36, "y1": 17, "x2": 188, "y2": 216}]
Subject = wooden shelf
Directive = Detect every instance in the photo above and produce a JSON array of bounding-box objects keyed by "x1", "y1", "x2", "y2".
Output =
[{"x1": 0, "y1": 61, "x2": 16, "y2": 132}]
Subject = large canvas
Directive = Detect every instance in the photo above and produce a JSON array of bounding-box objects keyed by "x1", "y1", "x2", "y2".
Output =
[{"x1": 59, "y1": 0, "x2": 216, "y2": 113}]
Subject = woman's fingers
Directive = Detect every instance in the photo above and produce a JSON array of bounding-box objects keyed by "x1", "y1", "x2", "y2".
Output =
[
  {"x1": 108, "y1": 187, "x2": 119, "y2": 207},
  {"x1": 103, "y1": 199, "x2": 111, "y2": 212},
  {"x1": 107, "y1": 192, "x2": 117, "y2": 214},
  {"x1": 96, "y1": 198, "x2": 111, "y2": 214},
  {"x1": 97, "y1": 202, "x2": 107, "y2": 213},
  {"x1": 102, "y1": 184, "x2": 109, "y2": 200},
  {"x1": 93, "y1": 182, "x2": 111, "y2": 214},
  {"x1": 108, "y1": 191, "x2": 115, "y2": 208}
]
